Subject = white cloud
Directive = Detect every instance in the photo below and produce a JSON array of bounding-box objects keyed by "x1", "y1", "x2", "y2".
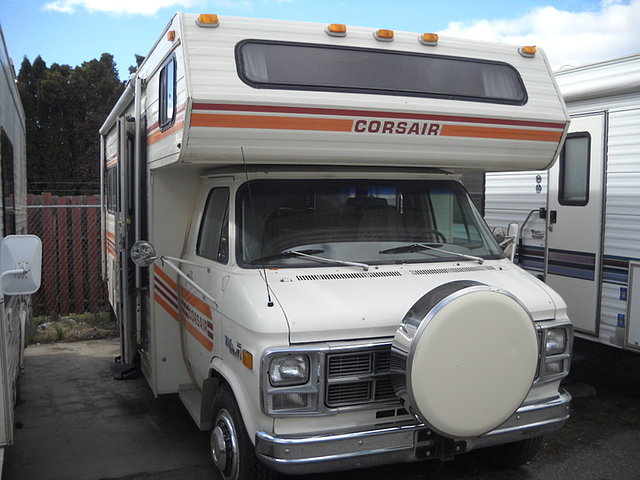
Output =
[
  {"x1": 440, "y1": 0, "x2": 640, "y2": 69},
  {"x1": 42, "y1": 0, "x2": 208, "y2": 15}
]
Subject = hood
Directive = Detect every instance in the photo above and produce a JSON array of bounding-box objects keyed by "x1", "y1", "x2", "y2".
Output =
[{"x1": 266, "y1": 259, "x2": 559, "y2": 344}]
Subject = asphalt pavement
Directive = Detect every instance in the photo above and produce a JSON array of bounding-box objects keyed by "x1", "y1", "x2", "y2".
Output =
[{"x1": 3, "y1": 337, "x2": 640, "y2": 480}]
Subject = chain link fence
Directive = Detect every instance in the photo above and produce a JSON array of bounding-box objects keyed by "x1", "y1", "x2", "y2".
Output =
[{"x1": 27, "y1": 193, "x2": 110, "y2": 327}]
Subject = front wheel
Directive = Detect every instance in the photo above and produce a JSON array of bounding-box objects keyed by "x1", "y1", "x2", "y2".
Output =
[{"x1": 210, "y1": 385, "x2": 276, "y2": 480}]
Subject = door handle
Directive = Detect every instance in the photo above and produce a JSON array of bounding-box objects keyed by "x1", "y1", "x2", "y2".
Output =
[{"x1": 548, "y1": 210, "x2": 557, "y2": 231}]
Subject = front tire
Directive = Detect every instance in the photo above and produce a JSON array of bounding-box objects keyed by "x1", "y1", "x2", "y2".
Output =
[{"x1": 210, "y1": 385, "x2": 276, "y2": 480}]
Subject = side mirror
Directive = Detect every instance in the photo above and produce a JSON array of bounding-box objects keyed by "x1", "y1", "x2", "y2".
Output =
[
  {"x1": 0, "y1": 234, "x2": 42, "y2": 295},
  {"x1": 131, "y1": 240, "x2": 158, "y2": 267}
]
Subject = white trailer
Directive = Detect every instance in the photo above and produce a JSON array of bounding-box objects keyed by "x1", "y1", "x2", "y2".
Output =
[
  {"x1": 485, "y1": 53, "x2": 640, "y2": 352},
  {"x1": 0, "y1": 25, "x2": 43, "y2": 476},
  {"x1": 100, "y1": 13, "x2": 573, "y2": 480}
]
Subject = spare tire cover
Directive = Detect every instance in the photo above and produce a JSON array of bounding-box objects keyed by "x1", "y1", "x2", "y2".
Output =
[{"x1": 391, "y1": 281, "x2": 538, "y2": 438}]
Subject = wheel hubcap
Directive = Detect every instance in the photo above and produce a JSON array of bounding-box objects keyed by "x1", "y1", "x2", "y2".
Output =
[{"x1": 210, "y1": 408, "x2": 239, "y2": 479}]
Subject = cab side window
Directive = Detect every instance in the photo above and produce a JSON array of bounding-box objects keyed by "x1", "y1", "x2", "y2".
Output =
[{"x1": 197, "y1": 187, "x2": 230, "y2": 264}]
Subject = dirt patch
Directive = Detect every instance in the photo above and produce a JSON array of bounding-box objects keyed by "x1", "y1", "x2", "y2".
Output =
[{"x1": 29, "y1": 312, "x2": 119, "y2": 344}]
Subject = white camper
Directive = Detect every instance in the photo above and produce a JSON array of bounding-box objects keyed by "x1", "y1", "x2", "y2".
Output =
[
  {"x1": 0, "y1": 25, "x2": 43, "y2": 475},
  {"x1": 100, "y1": 13, "x2": 573, "y2": 480},
  {"x1": 485, "y1": 54, "x2": 640, "y2": 353}
]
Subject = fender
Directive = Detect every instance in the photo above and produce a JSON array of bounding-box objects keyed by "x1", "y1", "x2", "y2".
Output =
[{"x1": 209, "y1": 355, "x2": 267, "y2": 444}]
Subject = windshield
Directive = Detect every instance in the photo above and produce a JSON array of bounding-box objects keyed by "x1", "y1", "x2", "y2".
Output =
[{"x1": 237, "y1": 179, "x2": 503, "y2": 268}]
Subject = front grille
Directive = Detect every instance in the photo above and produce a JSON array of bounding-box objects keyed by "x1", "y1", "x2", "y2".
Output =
[{"x1": 325, "y1": 346, "x2": 398, "y2": 408}]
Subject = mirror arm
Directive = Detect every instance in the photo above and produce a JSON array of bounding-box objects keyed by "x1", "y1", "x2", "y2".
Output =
[
  {"x1": 0, "y1": 267, "x2": 30, "y2": 281},
  {"x1": 160, "y1": 257, "x2": 218, "y2": 307},
  {"x1": 162, "y1": 256, "x2": 211, "y2": 273}
]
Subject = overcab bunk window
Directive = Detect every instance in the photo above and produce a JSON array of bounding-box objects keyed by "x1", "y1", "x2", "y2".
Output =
[
  {"x1": 159, "y1": 56, "x2": 176, "y2": 130},
  {"x1": 236, "y1": 40, "x2": 527, "y2": 104}
]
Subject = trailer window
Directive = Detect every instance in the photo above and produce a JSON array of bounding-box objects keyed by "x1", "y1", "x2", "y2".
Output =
[
  {"x1": 197, "y1": 187, "x2": 230, "y2": 264},
  {"x1": 559, "y1": 132, "x2": 590, "y2": 206},
  {"x1": 159, "y1": 56, "x2": 176, "y2": 130},
  {"x1": 0, "y1": 129, "x2": 15, "y2": 235},
  {"x1": 236, "y1": 41, "x2": 526, "y2": 105},
  {"x1": 237, "y1": 179, "x2": 503, "y2": 268},
  {"x1": 105, "y1": 164, "x2": 118, "y2": 213}
]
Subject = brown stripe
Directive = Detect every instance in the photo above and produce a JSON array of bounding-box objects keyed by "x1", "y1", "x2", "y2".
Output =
[
  {"x1": 440, "y1": 124, "x2": 563, "y2": 142},
  {"x1": 193, "y1": 103, "x2": 567, "y2": 130},
  {"x1": 191, "y1": 113, "x2": 354, "y2": 132},
  {"x1": 147, "y1": 118, "x2": 185, "y2": 146}
]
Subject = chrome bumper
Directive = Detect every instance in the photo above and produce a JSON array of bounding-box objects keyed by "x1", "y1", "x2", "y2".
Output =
[{"x1": 255, "y1": 391, "x2": 571, "y2": 475}]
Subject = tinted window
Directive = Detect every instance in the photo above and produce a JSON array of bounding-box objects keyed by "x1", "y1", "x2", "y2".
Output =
[
  {"x1": 197, "y1": 187, "x2": 230, "y2": 264},
  {"x1": 0, "y1": 129, "x2": 15, "y2": 235},
  {"x1": 559, "y1": 133, "x2": 590, "y2": 206},
  {"x1": 159, "y1": 57, "x2": 176, "y2": 130},
  {"x1": 105, "y1": 165, "x2": 118, "y2": 213},
  {"x1": 237, "y1": 41, "x2": 526, "y2": 105}
]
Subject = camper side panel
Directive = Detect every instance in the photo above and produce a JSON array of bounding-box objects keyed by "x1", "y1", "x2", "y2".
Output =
[
  {"x1": 103, "y1": 127, "x2": 119, "y2": 311},
  {"x1": 0, "y1": 26, "x2": 29, "y2": 448},
  {"x1": 146, "y1": 167, "x2": 199, "y2": 394},
  {"x1": 142, "y1": 15, "x2": 187, "y2": 170}
]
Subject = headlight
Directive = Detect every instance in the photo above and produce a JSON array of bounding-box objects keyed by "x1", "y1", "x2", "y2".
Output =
[
  {"x1": 268, "y1": 354, "x2": 309, "y2": 386},
  {"x1": 545, "y1": 329, "x2": 566, "y2": 356}
]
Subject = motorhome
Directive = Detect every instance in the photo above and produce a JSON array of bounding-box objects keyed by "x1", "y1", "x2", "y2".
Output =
[
  {"x1": 100, "y1": 13, "x2": 573, "y2": 480},
  {"x1": 0, "y1": 25, "x2": 43, "y2": 474},
  {"x1": 485, "y1": 54, "x2": 640, "y2": 353}
]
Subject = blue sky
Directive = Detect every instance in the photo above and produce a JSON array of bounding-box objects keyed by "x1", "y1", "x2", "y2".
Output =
[{"x1": 2, "y1": 0, "x2": 640, "y2": 79}]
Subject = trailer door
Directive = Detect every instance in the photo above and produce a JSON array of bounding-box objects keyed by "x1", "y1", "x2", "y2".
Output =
[{"x1": 546, "y1": 112, "x2": 606, "y2": 334}]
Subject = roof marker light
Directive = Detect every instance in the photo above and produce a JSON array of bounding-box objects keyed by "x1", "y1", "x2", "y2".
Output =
[
  {"x1": 519, "y1": 46, "x2": 537, "y2": 58},
  {"x1": 419, "y1": 33, "x2": 439, "y2": 46},
  {"x1": 197, "y1": 14, "x2": 220, "y2": 28},
  {"x1": 325, "y1": 24, "x2": 347, "y2": 37},
  {"x1": 374, "y1": 29, "x2": 394, "y2": 42},
  {"x1": 167, "y1": 30, "x2": 176, "y2": 42}
]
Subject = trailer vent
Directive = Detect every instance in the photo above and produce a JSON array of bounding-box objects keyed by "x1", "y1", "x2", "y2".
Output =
[
  {"x1": 296, "y1": 271, "x2": 401, "y2": 282},
  {"x1": 409, "y1": 266, "x2": 496, "y2": 276}
]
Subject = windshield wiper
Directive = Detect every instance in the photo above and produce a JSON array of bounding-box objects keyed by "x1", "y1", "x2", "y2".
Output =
[
  {"x1": 379, "y1": 243, "x2": 484, "y2": 264},
  {"x1": 250, "y1": 249, "x2": 325, "y2": 265},
  {"x1": 251, "y1": 249, "x2": 370, "y2": 271}
]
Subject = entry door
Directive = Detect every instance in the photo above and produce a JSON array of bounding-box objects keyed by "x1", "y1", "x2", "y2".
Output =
[{"x1": 546, "y1": 113, "x2": 606, "y2": 334}]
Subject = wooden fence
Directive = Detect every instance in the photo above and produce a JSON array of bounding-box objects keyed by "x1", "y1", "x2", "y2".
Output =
[{"x1": 27, "y1": 193, "x2": 106, "y2": 317}]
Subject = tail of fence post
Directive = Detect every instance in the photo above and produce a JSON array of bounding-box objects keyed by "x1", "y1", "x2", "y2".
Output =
[
  {"x1": 57, "y1": 196, "x2": 71, "y2": 316},
  {"x1": 71, "y1": 196, "x2": 85, "y2": 315},
  {"x1": 86, "y1": 195, "x2": 100, "y2": 313},
  {"x1": 42, "y1": 193, "x2": 57, "y2": 317}
]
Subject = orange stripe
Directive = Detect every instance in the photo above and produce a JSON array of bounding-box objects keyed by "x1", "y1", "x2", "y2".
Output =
[
  {"x1": 147, "y1": 118, "x2": 185, "y2": 146},
  {"x1": 154, "y1": 264, "x2": 178, "y2": 291},
  {"x1": 155, "y1": 292, "x2": 179, "y2": 321},
  {"x1": 154, "y1": 265, "x2": 213, "y2": 352},
  {"x1": 179, "y1": 285, "x2": 212, "y2": 318},
  {"x1": 106, "y1": 231, "x2": 116, "y2": 240},
  {"x1": 440, "y1": 125, "x2": 563, "y2": 142},
  {"x1": 191, "y1": 113, "x2": 354, "y2": 132},
  {"x1": 182, "y1": 318, "x2": 213, "y2": 351}
]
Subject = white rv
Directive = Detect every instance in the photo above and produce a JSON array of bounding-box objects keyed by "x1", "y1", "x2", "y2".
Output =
[
  {"x1": 0, "y1": 25, "x2": 43, "y2": 475},
  {"x1": 485, "y1": 54, "x2": 640, "y2": 353},
  {"x1": 100, "y1": 13, "x2": 573, "y2": 480}
]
